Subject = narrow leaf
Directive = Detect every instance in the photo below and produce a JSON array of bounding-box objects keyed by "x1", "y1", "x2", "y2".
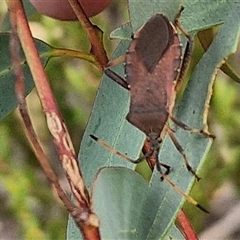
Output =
[{"x1": 0, "y1": 34, "x2": 50, "y2": 120}]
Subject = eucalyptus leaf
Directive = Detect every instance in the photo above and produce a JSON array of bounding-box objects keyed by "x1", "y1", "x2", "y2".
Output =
[
  {"x1": 111, "y1": 0, "x2": 239, "y2": 41},
  {"x1": 0, "y1": 33, "x2": 51, "y2": 120},
  {"x1": 110, "y1": 22, "x2": 132, "y2": 41},
  {"x1": 167, "y1": 224, "x2": 185, "y2": 240},
  {"x1": 1, "y1": 0, "x2": 37, "y2": 31},
  {"x1": 92, "y1": 167, "x2": 148, "y2": 239}
]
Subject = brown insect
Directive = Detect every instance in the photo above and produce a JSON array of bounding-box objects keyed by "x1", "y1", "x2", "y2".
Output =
[{"x1": 91, "y1": 7, "x2": 214, "y2": 212}]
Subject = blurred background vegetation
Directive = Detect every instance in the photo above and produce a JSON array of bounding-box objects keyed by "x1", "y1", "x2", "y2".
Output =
[{"x1": 0, "y1": 0, "x2": 240, "y2": 239}]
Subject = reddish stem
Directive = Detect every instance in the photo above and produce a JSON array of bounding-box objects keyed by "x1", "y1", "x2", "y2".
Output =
[
  {"x1": 67, "y1": 0, "x2": 108, "y2": 69},
  {"x1": 7, "y1": 0, "x2": 101, "y2": 239},
  {"x1": 177, "y1": 210, "x2": 199, "y2": 240}
]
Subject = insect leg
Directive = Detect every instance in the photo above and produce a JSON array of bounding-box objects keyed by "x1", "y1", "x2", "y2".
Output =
[
  {"x1": 170, "y1": 116, "x2": 215, "y2": 139},
  {"x1": 105, "y1": 55, "x2": 125, "y2": 68},
  {"x1": 142, "y1": 139, "x2": 171, "y2": 174},
  {"x1": 103, "y1": 55, "x2": 129, "y2": 90},
  {"x1": 174, "y1": 6, "x2": 194, "y2": 92},
  {"x1": 166, "y1": 127, "x2": 201, "y2": 181},
  {"x1": 104, "y1": 68, "x2": 129, "y2": 90}
]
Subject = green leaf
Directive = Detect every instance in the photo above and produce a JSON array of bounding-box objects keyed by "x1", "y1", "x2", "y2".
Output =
[
  {"x1": 198, "y1": 28, "x2": 240, "y2": 84},
  {"x1": 128, "y1": 0, "x2": 238, "y2": 33},
  {"x1": 167, "y1": 224, "x2": 185, "y2": 239},
  {"x1": 182, "y1": 0, "x2": 238, "y2": 32},
  {"x1": 0, "y1": 33, "x2": 51, "y2": 121},
  {"x1": 110, "y1": 23, "x2": 132, "y2": 41},
  {"x1": 128, "y1": 0, "x2": 182, "y2": 31},
  {"x1": 1, "y1": 0, "x2": 37, "y2": 31},
  {"x1": 92, "y1": 167, "x2": 148, "y2": 239},
  {"x1": 67, "y1": 1, "x2": 240, "y2": 239},
  {"x1": 110, "y1": 0, "x2": 238, "y2": 41}
]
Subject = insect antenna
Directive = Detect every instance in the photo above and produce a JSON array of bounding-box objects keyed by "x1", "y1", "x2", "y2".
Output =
[{"x1": 90, "y1": 134, "x2": 152, "y2": 164}]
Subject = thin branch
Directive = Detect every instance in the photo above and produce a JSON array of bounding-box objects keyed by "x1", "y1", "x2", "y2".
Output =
[
  {"x1": 67, "y1": 0, "x2": 109, "y2": 69},
  {"x1": 9, "y1": 17, "x2": 75, "y2": 216},
  {"x1": 177, "y1": 210, "x2": 199, "y2": 240},
  {"x1": 7, "y1": 0, "x2": 100, "y2": 238}
]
